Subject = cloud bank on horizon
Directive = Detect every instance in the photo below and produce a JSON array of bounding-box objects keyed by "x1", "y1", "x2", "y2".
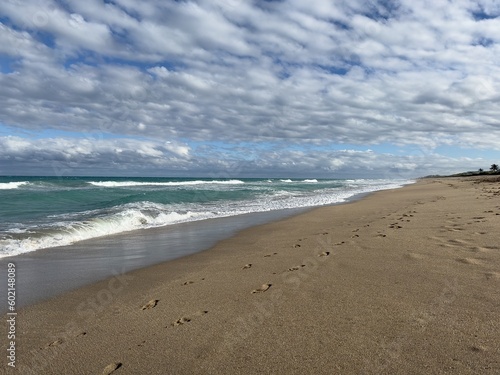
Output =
[{"x1": 0, "y1": 0, "x2": 499, "y2": 178}]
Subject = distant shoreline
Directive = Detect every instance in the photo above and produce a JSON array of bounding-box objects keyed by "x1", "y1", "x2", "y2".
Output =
[{"x1": 422, "y1": 171, "x2": 500, "y2": 179}]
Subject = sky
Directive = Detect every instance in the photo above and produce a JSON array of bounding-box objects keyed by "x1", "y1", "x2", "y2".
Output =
[{"x1": 0, "y1": 0, "x2": 499, "y2": 178}]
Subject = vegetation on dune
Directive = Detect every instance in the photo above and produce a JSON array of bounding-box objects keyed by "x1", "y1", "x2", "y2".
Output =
[{"x1": 422, "y1": 163, "x2": 500, "y2": 178}]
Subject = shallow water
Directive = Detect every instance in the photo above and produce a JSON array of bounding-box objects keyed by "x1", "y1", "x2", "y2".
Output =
[{"x1": 0, "y1": 176, "x2": 412, "y2": 257}]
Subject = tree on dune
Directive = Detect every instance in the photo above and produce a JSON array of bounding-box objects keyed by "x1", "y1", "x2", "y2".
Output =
[{"x1": 491, "y1": 164, "x2": 499, "y2": 173}]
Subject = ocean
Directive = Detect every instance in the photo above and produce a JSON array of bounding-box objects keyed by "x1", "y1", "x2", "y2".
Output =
[{"x1": 0, "y1": 176, "x2": 414, "y2": 258}]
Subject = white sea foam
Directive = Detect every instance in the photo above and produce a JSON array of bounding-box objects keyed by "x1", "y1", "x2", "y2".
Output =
[
  {"x1": 0, "y1": 203, "x2": 209, "y2": 257},
  {"x1": 5, "y1": 228, "x2": 30, "y2": 234},
  {"x1": 0, "y1": 179, "x2": 415, "y2": 257},
  {"x1": 88, "y1": 180, "x2": 245, "y2": 187},
  {"x1": 303, "y1": 179, "x2": 318, "y2": 183},
  {"x1": 0, "y1": 181, "x2": 28, "y2": 190},
  {"x1": 280, "y1": 179, "x2": 293, "y2": 182},
  {"x1": 270, "y1": 190, "x2": 295, "y2": 198}
]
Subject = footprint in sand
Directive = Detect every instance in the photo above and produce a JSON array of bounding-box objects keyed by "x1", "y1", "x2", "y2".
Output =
[
  {"x1": 251, "y1": 283, "x2": 272, "y2": 294},
  {"x1": 182, "y1": 281, "x2": 194, "y2": 286},
  {"x1": 172, "y1": 317, "x2": 191, "y2": 326},
  {"x1": 445, "y1": 238, "x2": 469, "y2": 247},
  {"x1": 470, "y1": 345, "x2": 488, "y2": 353},
  {"x1": 443, "y1": 226, "x2": 464, "y2": 232},
  {"x1": 287, "y1": 265, "x2": 305, "y2": 272},
  {"x1": 264, "y1": 253, "x2": 278, "y2": 257},
  {"x1": 485, "y1": 272, "x2": 500, "y2": 280},
  {"x1": 44, "y1": 339, "x2": 63, "y2": 349},
  {"x1": 242, "y1": 263, "x2": 252, "y2": 269},
  {"x1": 293, "y1": 244, "x2": 301, "y2": 248},
  {"x1": 141, "y1": 299, "x2": 159, "y2": 310},
  {"x1": 456, "y1": 258, "x2": 482, "y2": 265},
  {"x1": 318, "y1": 251, "x2": 330, "y2": 257},
  {"x1": 102, "y1": 362, "x2": 122, "y2": 375},
  {"x1": 389, "y1": 224, "x2": 402, "y2": 229},
  {"x1": 472, "y1": 217, "x2": 487, "y2": 222},
  {"x1": 484, "y1": 245, "x2": 499, "y2": 250},
  {"x1": 469, "y1": 246, "x2": 496, "y2": 253},
  {"x1": 47, "y1": 332, "x2": 85, "y2": 345},
  {"x1": 171, "y1": 310, "x2": 209, "y2": 327}
]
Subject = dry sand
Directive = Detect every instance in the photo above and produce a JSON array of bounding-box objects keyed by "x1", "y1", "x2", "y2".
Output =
[{"x1": 5, "y1": 177, "x2": 500, "y2": 374}]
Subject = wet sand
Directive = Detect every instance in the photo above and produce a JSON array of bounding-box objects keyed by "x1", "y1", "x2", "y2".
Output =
[
  {"x1": 0, "y1": 207, "x2": 308, "y2": 309},
  {"x1": 5, "y1": 177, "x2": 500, "y2": 374}
]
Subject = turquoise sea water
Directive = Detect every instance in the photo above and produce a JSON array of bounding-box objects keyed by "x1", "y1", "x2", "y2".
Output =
[{"x1": 0, "y1": 176, "x2": 413, "y2": 257}]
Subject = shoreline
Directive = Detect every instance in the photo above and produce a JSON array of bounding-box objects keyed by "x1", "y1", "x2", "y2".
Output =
[
  {"x1": 1, "y1": 177, "x2": 409, "y2": 260},
  {"x1": 0, "y1": 183, "x2": 403, "y2": 310},
  {"x1": 5, "y1": 177, "x2": 500, "y2": 374},
  {"x1": 0, "y1": 206, "x2": 309, "y2": 310}
]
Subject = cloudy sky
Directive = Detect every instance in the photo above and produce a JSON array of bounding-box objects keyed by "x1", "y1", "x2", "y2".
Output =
[{"x1": 0, "y1": 0, "x2": 499, "y2": 178}]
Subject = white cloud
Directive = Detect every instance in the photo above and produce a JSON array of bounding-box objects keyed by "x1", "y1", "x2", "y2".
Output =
[
  {"x1": 164, "y1": 141, "x2": 190, "y2": 158},
  {"x1": 0, "y1": 0, "x2": 499, "y2": 176},
  {"x1": 0, "y1": 136, "x2": 489, "y2": 178}
]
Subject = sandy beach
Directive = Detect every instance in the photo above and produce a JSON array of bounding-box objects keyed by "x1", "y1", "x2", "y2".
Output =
[{"x1": 5, "y1": 177, "x2": 500, "y2": 374}]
